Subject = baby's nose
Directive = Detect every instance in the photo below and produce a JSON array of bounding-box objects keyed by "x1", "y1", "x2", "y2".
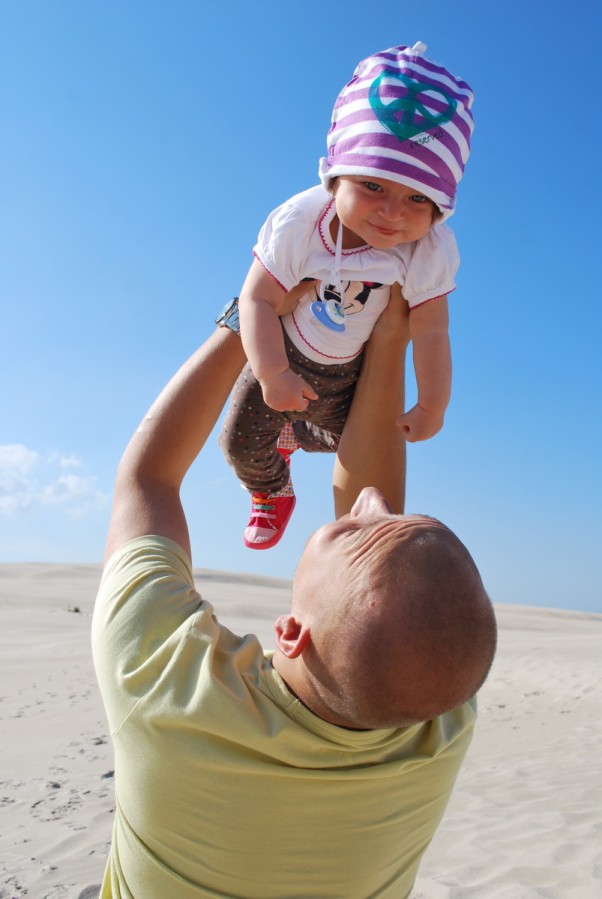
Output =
[{"x1": 379, "y1": 195, "x2": 404, "y2": 220}]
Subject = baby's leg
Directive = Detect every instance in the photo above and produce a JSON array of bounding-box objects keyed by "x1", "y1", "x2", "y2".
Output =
[
  {"x1": 219, "y1": 364, "x2": 292, "y2": 495},
  {"x1": 292, "y1": 420, "x2": 340, "y2": 453},
  {"x1": 283, "y1": 334, "x2": 364, "y2": 451}
]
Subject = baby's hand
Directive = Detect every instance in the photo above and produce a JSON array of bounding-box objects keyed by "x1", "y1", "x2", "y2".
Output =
[
  {"x1": 260, "y1": 369, "x2": 318, "y2": 412},
  {"x1": 397, "y1": 404, "x2": 444, "y2": 442}
]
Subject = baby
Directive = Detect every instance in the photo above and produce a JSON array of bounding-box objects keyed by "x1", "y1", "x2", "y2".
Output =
[{"x1": 218, "y1": 42, "x2": 474, "y2": 549}]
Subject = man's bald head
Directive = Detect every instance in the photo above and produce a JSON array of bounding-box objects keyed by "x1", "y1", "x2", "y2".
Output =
[{"x1": 282, "y1": 495, "x2": 496, "y2": 730}]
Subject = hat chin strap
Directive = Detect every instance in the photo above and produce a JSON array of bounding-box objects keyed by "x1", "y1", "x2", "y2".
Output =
[
  {"x1": 328, "y1": 215, "x2": 345, "y2": 302},
  {"x1": 311, "y1": 215, "x2": 347, "y2": 333}
]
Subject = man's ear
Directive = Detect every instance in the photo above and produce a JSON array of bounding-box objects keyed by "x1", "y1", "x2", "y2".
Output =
[{"x1": 274, "y1": 614, "x2": 311, "y2": 658}]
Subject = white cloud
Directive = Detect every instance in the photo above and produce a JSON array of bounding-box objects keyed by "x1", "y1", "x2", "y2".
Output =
[
  {"x1": 0, "y1": 444, "x2": 39, "y2": 490},
  {"x1": 0, "y1": 444, "x2": 108, "y2": 517},
  {"x1": 58, "y1": 454, "x2": 83, "y2": 470}
]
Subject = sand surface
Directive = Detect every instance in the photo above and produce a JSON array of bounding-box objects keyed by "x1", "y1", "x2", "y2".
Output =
[{"x1": 1, "y1": 563, "x2": 600, "y2": 899}]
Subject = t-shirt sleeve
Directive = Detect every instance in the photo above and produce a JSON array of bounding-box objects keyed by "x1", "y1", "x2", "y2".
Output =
[
  {"x1": 91, "y1": 535, "x2": 218, "y2": 733},
  {"x1": 253, "y1": 192, "x2": 320, "y2": 291},
  {"x1": 402, "y1": 224, "x2": 460, "y2": 308}
]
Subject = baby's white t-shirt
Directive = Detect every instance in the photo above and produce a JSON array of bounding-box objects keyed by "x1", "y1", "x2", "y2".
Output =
[{"x1": 254, "y1": 185, "x2": 459, "y2": 364}]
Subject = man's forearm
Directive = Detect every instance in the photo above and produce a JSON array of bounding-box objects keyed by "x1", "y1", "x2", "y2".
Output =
[
  {"x1": 126, "y1": 330, "x2": 246, "y2": 486},
  {"x1": 333, "y1": 288, "x2": 409, "y2": 517},
  {"x1": 104, "y1": 328, "x2": 246, "y2": 562}
]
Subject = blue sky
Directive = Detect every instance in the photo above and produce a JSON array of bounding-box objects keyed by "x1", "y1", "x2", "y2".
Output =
[{"x1": 1, "y1": 0, "x2": 601, "y2": 613}]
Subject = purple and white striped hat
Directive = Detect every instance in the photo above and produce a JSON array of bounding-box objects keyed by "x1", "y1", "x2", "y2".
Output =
[{"x1": 319, "y1": 42, "x2": 474, "y2": 220}]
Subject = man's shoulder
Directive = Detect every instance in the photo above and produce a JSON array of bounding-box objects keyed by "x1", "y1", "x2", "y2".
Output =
[
  {"x1": 101, "y1": 534, "x2": 193, "y2": 590},
  {"x1": 94, "y1": 535, "x2": 196, "y2": 640}
]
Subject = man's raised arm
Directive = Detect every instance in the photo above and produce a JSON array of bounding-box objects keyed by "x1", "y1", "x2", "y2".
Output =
[
  {"x1": 104, "y1": 328, "x2": 246, "y2": 564},
  {"x1": 333, "y1": 284, "x2": 410, "y2": 517}
]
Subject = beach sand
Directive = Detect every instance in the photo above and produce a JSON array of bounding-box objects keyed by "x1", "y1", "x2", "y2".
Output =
[{"x1": 1, "y1": 563, "x2": 600, "y2": 899}]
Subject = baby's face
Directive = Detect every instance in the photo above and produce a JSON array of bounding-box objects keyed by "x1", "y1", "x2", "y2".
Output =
[{"x1": 332, "y1": 176, "x2": 438, "y2": 250}]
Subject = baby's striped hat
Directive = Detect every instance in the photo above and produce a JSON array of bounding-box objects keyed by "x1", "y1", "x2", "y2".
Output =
[{"x1": 318, "y1": 43, "x2": 474, "y2": 220}]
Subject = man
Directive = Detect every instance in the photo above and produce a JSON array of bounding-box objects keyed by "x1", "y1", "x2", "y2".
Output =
[{"x1": 92, "y1": 297, "x2": 496, "y2": 898}]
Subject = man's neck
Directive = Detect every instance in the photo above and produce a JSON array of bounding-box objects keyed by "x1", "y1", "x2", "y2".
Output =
[{"x1": 271, "y1": 652, "x2": 369, "y2": 730}]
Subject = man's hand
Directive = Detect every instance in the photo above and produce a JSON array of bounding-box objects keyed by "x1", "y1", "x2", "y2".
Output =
[
  {"x1": 371, "y1": 282, "x2": 411, "y2": 348},
  {"x1": 260, "y1": 369, "x2": 319, "y2": 412},
  {"x1": 397, "y1": 403, "x2": 444, "y2": 442}
]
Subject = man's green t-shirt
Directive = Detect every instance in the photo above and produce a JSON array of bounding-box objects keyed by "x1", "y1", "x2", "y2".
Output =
[{"x1": 92, "y1": 536, "x2": 476, "y2": 898}]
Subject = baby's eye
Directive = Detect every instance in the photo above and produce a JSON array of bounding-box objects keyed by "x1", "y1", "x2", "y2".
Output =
[
  {"x1": 364, "y1": 181, "x2": 383, "y2": 192},
  {"x1": 410, "y1": 194, "x2": 429, "y2": 204}
]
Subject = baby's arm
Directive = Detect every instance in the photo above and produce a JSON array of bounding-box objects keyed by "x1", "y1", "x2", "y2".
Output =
[
  {"x1": 398, "y1": 295, "x2": 451, "y2": 442},
  {"x1": 238, "y1": 259, "x2": 318, "y2": 412}
]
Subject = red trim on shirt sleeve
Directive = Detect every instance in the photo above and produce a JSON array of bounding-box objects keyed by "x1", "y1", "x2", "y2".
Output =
[
  {"x1": 408, "y1": 289, "x2": 455, "y2": 310},
  {"x1": 252, "y1": 251, "x2": 288, "y2": 293}
]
